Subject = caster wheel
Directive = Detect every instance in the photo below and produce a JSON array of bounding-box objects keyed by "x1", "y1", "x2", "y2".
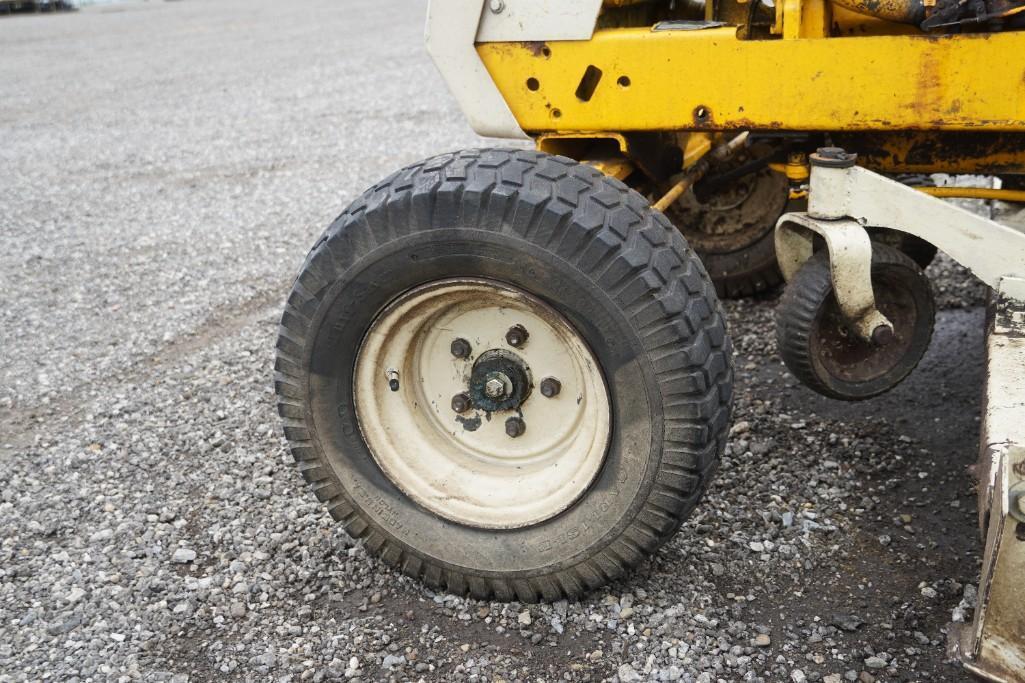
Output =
[
  {"x1": 275, "y1": 149, "x2": 733, "y2": 601},
  {"x1": 775, "y1": 244, "x2": 935, "y2": 401}
]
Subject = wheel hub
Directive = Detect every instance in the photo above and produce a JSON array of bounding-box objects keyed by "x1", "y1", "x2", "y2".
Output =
[
  {"x1": 352, "y1": 278, "x2": 612, "y2": 529},
  {"x1": 469, "y1": 350, "x2": 530, "y2": 412},
  {"x1": 667, "y1": 152, "x2": 789, "y2": 255}
]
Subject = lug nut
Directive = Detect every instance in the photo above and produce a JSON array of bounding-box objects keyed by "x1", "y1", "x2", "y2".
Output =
[
  {"x1": 871, "y1": 324, "x2": 895, "y2": 346},
  {"x1": 450, "y1": 338, "x2": 472, "y2": 359},
  {"x1": 505, "y1": 416, "x2": 525, "y2": 438},
  {"x1": 505, "y1": 324, "x2": 529, "y2": 348},
  {"x1": 451, "y1": 392, "x2": 471, "y2": 413},
  {"x1": 539, "y1": 377, "x2": 561, "y2": 398}
]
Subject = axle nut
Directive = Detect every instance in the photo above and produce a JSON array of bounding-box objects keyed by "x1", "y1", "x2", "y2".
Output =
[
  {"x1": 810, "y1": 147, "x2": 858, "y2": 169},
  {"x1": 540, "y1": 377, "x2": 561, "y2": 398},
  {"x1": 450, "y1": 338, "x2": 472, "y2": 359},
  {"x1": 485, "y1": 377, "x2": 507, "y2": 399},
  {"x1": 871, "y1": 324, "x2": 895, "y2": 347},
  {"x1": 505, "y1": 416, "x2": 525, "y2": 438},
  {"x1": 505, "y1": 324, "x2": 529, "y2": 348},
  {"x1": 451, "y1": 393, "x2": 472, "y2": 413}
]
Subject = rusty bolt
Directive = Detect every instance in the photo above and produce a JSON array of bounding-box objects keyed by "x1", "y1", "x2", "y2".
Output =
[
  {"x1": 450, "y1": 338, "x2": 472, "y2": 359},
  {"x1": 540, "y1": 377, "x2": 561, "y2": 398},
  {"x1": 505, "y1": 417, "x2": 525, "y2": 438},
  {"x1": 451, "y1": 393, "x2": 472, "y2": 413},
  {"x1": 871, "y1": 325, "x2": 895, "y2": 346},
  {"x1": 505, "y1": 324, "x2": 529, "y2": 348},
  {"x1": 811, "y1": 147, "x2": 858, "y2": 169}
]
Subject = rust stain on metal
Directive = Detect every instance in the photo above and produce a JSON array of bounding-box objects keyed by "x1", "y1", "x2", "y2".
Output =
[
  {"x1": 522, "y1": 41, "x2": 549, "y2": 57},
  {"x1": 455, "y1": 414, "x2": 482, "y2": 432}
]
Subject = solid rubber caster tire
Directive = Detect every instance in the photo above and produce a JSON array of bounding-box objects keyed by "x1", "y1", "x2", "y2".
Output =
[
  {"x1": 775, "y1": 244, "x2": 935, "y2": 401},
  {"x1": 275, "y1": 149, "x2": 733, "y2": 601}
]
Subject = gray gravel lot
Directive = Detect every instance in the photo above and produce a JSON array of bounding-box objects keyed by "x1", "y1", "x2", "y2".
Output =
[{"x1": 0, "y1": 1, "x2": 993, "y2": 681}]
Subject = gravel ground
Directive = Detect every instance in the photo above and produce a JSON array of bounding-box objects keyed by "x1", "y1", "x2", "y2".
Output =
[{"x1": 0, "y1": 2, "x2": 995, "y2": 681}]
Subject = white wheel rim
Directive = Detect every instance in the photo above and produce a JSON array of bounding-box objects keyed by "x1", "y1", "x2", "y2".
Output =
[{"x1": 353, "y1": 278, "x2": 611, "y2": 529}]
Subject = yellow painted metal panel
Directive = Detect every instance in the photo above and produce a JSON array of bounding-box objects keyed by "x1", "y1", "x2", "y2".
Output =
[{"x1": 477, "y1": 28, "x2": 1025, "y2": 133}]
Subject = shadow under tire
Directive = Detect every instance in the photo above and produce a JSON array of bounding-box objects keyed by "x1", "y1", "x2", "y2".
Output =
[
  {"x1": 274, "y1": 149, "x2": 733, "y2": 602},
  {"x1": 775, "y1": 244, "x2": 935, "y2": 401}
]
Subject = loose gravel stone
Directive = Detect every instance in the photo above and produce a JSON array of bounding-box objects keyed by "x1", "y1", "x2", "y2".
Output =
[
  {"x1": 171, "y1": 548, "x2": 197, "y2": 564},
  {"x1": 865, "y1": 656, "x2": 888, "y2": 669}
]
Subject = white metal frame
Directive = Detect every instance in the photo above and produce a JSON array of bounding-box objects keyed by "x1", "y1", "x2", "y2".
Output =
[
  {"x1": 424, "y1": 0, "x2": 602, "y2": 139},
  {"x1": 955, "y1": 277, "x2": 1025, "y2": 683}
]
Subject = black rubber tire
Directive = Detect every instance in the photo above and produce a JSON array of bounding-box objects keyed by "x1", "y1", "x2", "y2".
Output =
[
  {"x1": 775, "y1": 244, "x2": 935, "y2": 401},
  {"x1": 697, "y1": 223, "x2": 784, "y2": 300},
  {"x1": 664, "y1": 167, "x2": 792, "y2": 300},
  {"x1": 275, "y1": 149, "x2": 733, "y2": 602},
  {"x1": 868, "y1": 227, "x2": 937, "y2": 270}
]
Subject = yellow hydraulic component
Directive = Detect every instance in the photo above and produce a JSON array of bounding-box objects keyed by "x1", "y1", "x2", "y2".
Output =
[
  {"x1": 680, "y1": 132, "x2": 713, "y2": 169},
  {"x1": 652, "y1": 171, "x2": 702, "y2": 213},
  {"x1": 784, "y1": 153, "x2": 810, "y2": 183},
  {"x1": 584, "y1": 157, "x2": 635, "y2": 180},
  {"x1": 918, "y1": 187, "x2": 1025, "y2": 202},
  {"x1": 653, "y1": 132, "x2": 749, "y2": 212},
  {"x1": 477, "y1": 29, "x2": 1025, "y2": 133}
]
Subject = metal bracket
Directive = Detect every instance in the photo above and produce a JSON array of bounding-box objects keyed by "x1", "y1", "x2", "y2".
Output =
[
  {"x1": 775, "y1": 214, "x2": 893, "y2": 342},
  {"x1": 790, "y1": 160, "x2": 1025, "y2": 295}
]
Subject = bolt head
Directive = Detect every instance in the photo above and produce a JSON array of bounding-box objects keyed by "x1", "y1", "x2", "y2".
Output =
[
  {"x1": 451, "y1": 393, "x2": 471, "y2": 413},
  {"x1": 450, "y1": 338, "x2": 472, "y2": 359},
  {"x1": 505, "y1": 324, "x2": 529, "y2": 348},
  {"x1": 811, "y1": 147, "x2": 858, "y2": 169},
  {"x1": 485, "y1": 377, "x2": 507, "y2": 399},
  {"x1": 505, "y1": 417, "x2": 525, "y2": 438},
  {"x1": 488, "y1": 0, "x2": 505, "y2": 12},
  {"x1": 539, "y1": 377, "x2": 561, "y2": 398}
]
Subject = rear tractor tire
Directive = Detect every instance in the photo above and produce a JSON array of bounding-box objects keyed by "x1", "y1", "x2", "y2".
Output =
[
  {"x1": 664, "y1": 154, "x2": 792, "y2": 299},
  {"x1": 275, "y1": 149, "x2": 734, "y2": 601}
]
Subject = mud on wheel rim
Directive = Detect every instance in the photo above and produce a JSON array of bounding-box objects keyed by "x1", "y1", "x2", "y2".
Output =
[{"x1": 353, "y1": 278, "x2": 612, "y2": 530}]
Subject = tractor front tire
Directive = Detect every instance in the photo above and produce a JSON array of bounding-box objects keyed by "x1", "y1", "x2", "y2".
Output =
[{"x1": 275, "y1": 149, "x2": 733, "y2": 601}]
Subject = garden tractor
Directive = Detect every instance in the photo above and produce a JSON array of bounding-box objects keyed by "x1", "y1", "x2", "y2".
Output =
[{"x1": 274, "y1": 0, "x2": 1025, "y2": 679}]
